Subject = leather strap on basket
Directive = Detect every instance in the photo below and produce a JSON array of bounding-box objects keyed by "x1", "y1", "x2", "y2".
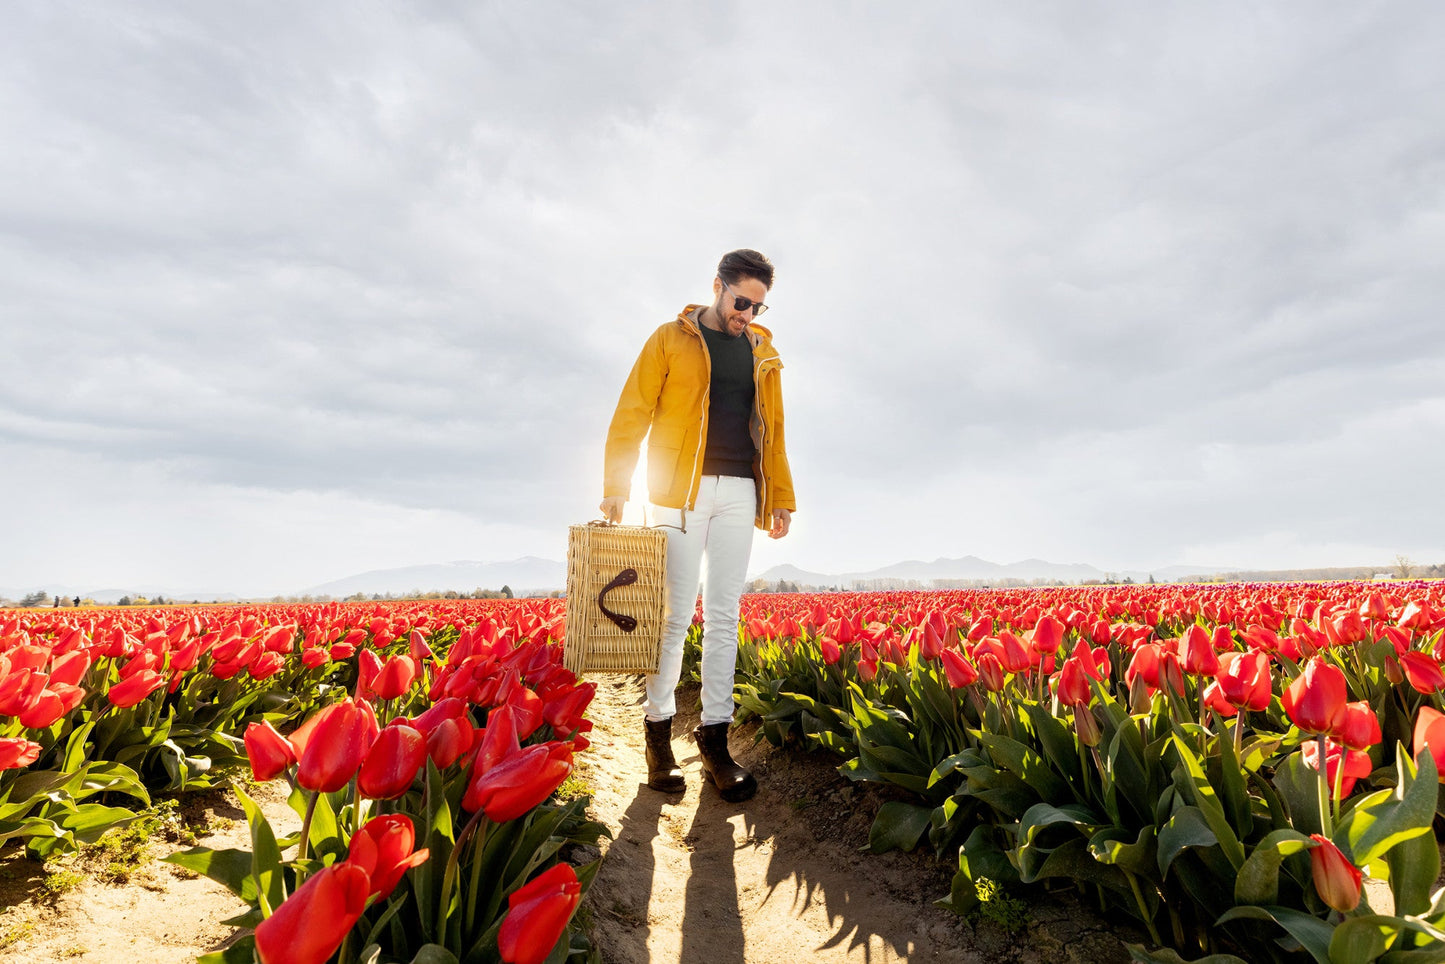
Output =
[{"x1": 598, "y1": 568, "x2": 639, "y2": 632}]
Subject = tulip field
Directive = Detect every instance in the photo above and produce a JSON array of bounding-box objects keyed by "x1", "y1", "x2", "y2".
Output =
[{"x1": 3, "y1": 580, "x2": 1445, "y2": 963}]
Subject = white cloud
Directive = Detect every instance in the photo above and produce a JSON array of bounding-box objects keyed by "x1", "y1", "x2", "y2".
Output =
[{"x1": 2, "y1": 1, "x2": 1443, "y2": 592}]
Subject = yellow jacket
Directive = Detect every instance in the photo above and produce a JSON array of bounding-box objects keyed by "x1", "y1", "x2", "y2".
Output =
[{"x1": 604, "y1": 305, "x2": 795, "y2": 530}]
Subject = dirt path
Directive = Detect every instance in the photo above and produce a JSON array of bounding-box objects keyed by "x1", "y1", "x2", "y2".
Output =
[
  {"x1": 576, "y1": 676, "x2": 1129, "y2": 964},
  {"x1": 0, "y1": 780, "x2": 301, "y2": 963}
]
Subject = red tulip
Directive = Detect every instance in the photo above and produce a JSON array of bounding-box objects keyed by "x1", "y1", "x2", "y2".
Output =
[
  {"x1": 409, "y1": 628, "x2": 433, "y2": 661},
  {"x1": 1216, "y1": 651, "x2": 1272, "y2": 712},
  {"x1": 475, "y1": 704, "x2": 521, "y2": 772},
  {"x1": 464, "y1": 741, "x2": 573, "y2": 822},
  {"x1": 358, "y1": 724, "x2": 428, "y2": 799},
  {"x1": 818, "y1": 634, "x2": 841, "y2": 665},
  {"x1": 918, "y1": 620, "x2": 945, "y2": 661},
  {"x1": 498, "y1": 863, "x2": 582, "y2": 964},
  {"x1": 1031, "y1": 616, "x2": 1065, "y2": 656},
  {"x1": 1308, "y1": 834, "x2": 1362, "y2": 912},
  {"x1": 1125, "y1": 644, "x2": 1161, "y2": 693},
  {"x1": 343, "y1": 814, "x2": 430, "y2": 902},
  {"x1": 940, "y1": 648, "x2": 978, "y2": 689},
  {"x1": 1399, "y1": 651, "x2": 1445, "y2": 695},
  {"x1": 1360, "y1": 592, "x2": 1390, "y2": 622},
  {"x1": 249, "y1": 651, "x2": 286, "y2": 681},
  {"x1": 108, "y1": 669, "x2": 167, "y2": 709},
  {"x1": 0, "y1": 737, "x2": 42, "y2": 770},
  {"x1": 975, "y1": 652, "x2": 1004, "y2": 692},
  {"x1": 373, "y1": 655, "x2": 418, "y2": 701},
  {"x1": 1180, "y1": 625, "x2": 1218, "y2": 676},
  {"x1": 1412, "y1": 705, "x2": 1445, "y2": 783},
  {"x1": 245, "y1": 721, "x2": 297, "y2": 781},
  {"x1": 254, "y1": 863, "x2": 369, "y2": 964},
  {"x1": 1281, "y1": 659, "x2": 1348, "y2": 735},
  {"x1": 426, "y1": 716, "x2": 478, "y2": 768},
  {"x1": 996, "y1": 632, "x2": 1032, "y2": 674},
  {"x1": 18, "y1": 687, "x2": 68, "y2": 729},
  {"x1": 1054, "y1": 659, "x2": 1091, "y2": 707},
  {"x1": 357, "y1": 649, "x2": 383, "y2": 699},
  {"x1": 1334, "y1": 700, "x2": 1381, "y2": 751},
  {"x1": 1202, "y1": 681, "x2": 1237, "y2": 718},
  {"x1": 411, "y1": 696, "x2": 469, "y2": 734},
  {"x1": 296, "y1": 698, "x2": 379, "y2": 793},
  {"x1": 48, "y1": 651, "x2": 91, "y2": 687},
  {"x1": 301, "y1": 646, "x2": 330, "y2": 669},
  {"x1": 542, "y1": 682, "x2": 595, "y2": 739}
]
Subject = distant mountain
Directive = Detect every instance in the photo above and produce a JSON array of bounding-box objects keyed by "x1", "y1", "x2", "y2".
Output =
[
  {"x1": 750, "y1": 555, "x2": 1241, "y2": 588},
  {"x1": 301, "y1": 557, "x2": 567, "y2": 597},
  {"x1": 0, "y1": 584, "x2": 243, "y2": 605}
]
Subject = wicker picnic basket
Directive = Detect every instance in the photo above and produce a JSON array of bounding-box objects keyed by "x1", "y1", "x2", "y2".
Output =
[{"x1": 564, "y1": 521, "x2": 667, "y2": 675}]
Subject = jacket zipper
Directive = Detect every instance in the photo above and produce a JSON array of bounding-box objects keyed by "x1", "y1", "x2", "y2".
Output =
[{"x1": 685, "y1": 315, "x2": 709, "y2": 512}]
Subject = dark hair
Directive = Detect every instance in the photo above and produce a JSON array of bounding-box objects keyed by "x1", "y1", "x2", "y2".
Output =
[{"x1": 717, "y1": 249, "x2": 774, "y2": 289}]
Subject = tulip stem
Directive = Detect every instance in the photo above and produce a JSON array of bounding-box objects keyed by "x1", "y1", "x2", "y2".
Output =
[
  {"x1": 438, "y1": 806, "x2": 487, "y2": 941},
  {"x1": 463, "y1": 820, "x2": 491, "y2": 936},
  {"x1": 350, "y1": 778, "x2": 362, "y2": 837},
  {"x1": 1315, "y1": 734, "x2": 1332, "y2": 837},
  {"x1": 1233, "y1": 711, "x2": 1246, "y2": 762},
  {"x1": 297, "y1": 790, "x2": 320, "y2": 871},
  {"x1": 1331, "y1": 745, "x2": 1347, "y2": 824},
  {"x1": 1124, "y1": 869, "x2": 1163, "y2": 946}
]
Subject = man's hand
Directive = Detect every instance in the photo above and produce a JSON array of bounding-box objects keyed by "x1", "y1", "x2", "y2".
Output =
[
  {"x1": 768, "y1": 508, "x2": 791, "y2": 539},
  {"x1": 599, "y1": 496, "x2": 625, "y2": 524}
]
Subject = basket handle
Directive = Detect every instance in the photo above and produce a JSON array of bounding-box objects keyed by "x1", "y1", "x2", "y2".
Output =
[{"x1": 597, "y1": 567, "x2": 639, "y2": 633}]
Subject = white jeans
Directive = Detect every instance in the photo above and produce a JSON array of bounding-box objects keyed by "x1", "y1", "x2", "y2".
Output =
[{"x1": 644, "y1": 475, "x2": 757, "y2": 725}]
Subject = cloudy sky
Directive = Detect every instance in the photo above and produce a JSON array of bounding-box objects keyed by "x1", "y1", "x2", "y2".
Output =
[{"x1": 2, "y1": 2, "x2": 1442, "y2": 596}]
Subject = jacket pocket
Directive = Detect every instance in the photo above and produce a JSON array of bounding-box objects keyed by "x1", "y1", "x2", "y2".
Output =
[{"x1": 645, "y1": 445, "x2": 683, "y2": 502}]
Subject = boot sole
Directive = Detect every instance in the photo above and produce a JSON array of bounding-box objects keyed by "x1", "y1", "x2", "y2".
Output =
[{"x1": 703, "y1": 768, "x2": 757, "y2": 802}]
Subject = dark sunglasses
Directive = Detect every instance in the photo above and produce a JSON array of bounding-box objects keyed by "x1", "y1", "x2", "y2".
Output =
[{"x1": 722, "y1": 280, "x2": 769, "y2": 317}]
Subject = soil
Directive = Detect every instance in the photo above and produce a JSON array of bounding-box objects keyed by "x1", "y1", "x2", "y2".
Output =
[{"x1": 0, "y1": 680, "x2": 1136, "y2": 964}]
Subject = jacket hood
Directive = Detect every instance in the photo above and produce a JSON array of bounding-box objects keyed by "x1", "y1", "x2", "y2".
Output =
[{"x1": 676, "y1": 303, "x2": 776, "y2": 349}]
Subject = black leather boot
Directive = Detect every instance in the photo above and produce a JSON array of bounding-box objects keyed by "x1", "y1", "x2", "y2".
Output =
[
  {"x1": 645, "y1": 717, "x2": 685, "y2": 793},
  {"x1": 694, "y1": 722, "x2": 757, "y2": 802}
]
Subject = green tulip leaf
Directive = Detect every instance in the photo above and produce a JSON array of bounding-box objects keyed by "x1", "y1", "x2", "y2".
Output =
[
  {"x1": 1386, "y1": 816, "x2": 1442, "y2": 918},
  {"x1": 1, "y1": 769, "x2": 80, "y2": 811},
  {"x1": 1215, "y1": 905, "x2": 1334, "y2": 964},
  {"x1": 1124, "y1": 944, "x2": 1249, "y2": 964},
  {"x1": 977, "y1": 732, "x2": 1071, "y2": 804},
  {"x1": 235, "y1": 784, "x2": 284, "y2": 916},
  {"x1": 1271, "y1": 751, "x2": 1325, "y2": 837},
  {"x1": 73, "y1": 761, "x2": 149, "y2": 805},
  {"x1": 162, "y1": 846, "x2": 258, "y2": 902},
  {"x1": 1088, "y1": 825, "x2": 1157, "y2": 877},
  {"x1": 410, "y1": 946, "x2": 461, "y2": 964},
  {"x1": 1331, "y1": 915, "x2": 1400, "y2": 964},
  {"x1": 866, "y1": 800, "x2": 933, "y2": 854},
  {"x1": 1233, "y1": 828, "x2": 1312, "y2": 906},
  {"x1": 1341, "y1": 746, "x2": 1436, "y2": 868},
  {"x1": 1211, "y1": 729, "x2": 1251, "y2": 839},
  {"x1": 1017, "y1": 802, "x2": 1099, "y2": 847},
  {"x1": 1019, "y1": 835, "x2": 1131, "y2": 896},
  {"x1": 1168, "y1": 731, "x2": 1245, "y2": 869},
  {"x1": 961, "y1": 824, "x2": 1020, "y2": 886},
  {"x1": 1157, "y1": 806, "x2": 1217, "y2": 879},
  {"x1": 1022, "y1": 703, "x2": 1081, "y2": 783},
  {"x1": 197, "y1": 934, "x2": 256, "y2": 964},
  {"x1": 1379, "y1": 948, "x2": 1445, "y2": 964}
]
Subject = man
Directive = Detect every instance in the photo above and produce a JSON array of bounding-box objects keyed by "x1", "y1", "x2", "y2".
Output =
[{"x1": 600, "y1": 248, "x2": 795, "y2": 803}]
